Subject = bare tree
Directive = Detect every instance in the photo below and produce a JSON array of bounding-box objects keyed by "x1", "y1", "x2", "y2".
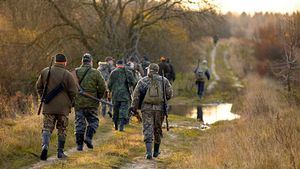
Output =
[
  {"x1": 32, "y1": 0, "x2": 214, "y2": 61},
  {"x1": 272, "y1": 14, "x2": 300, "y2": 92}
]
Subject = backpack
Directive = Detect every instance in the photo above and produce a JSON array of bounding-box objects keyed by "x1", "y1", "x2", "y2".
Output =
[
  {"x1": 143, "y1": 78, "x2": 164, "y2": 105},
  {"x1": 195, "y1": 66, "x2": 206, "y2": 81}
]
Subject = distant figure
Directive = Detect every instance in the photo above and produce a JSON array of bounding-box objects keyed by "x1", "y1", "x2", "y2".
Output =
[
  {"x1": 141, "y1": 56, "x2": 151, "y2": 77},
  {"x1": 98, "y1": 56, "x2": 115, "y2": 117},
  {"x1": 126, "y1": 58, "x2": 143, "y2": 83},
  {"x1": 213, "y1": 35, "x2": 219, "y2": 46},
  {"x1": 36, "y1": 54, "x2": 77, "y2": 160},
  {"x1": 194, "y1": 60, "x2": 210, "y2": 99},
  {"x1": 166, "y1": 58, "x2": 176, "y2": 83},
  {"x1": 158, "y1": 56, "x2": 171, "y2": 81}
]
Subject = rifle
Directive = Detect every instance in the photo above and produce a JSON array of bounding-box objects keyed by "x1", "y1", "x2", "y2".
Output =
[
  {"x1": 162, "y1": 70, "x2": 169, "y2": 131},
  {"x1": 71, "y1": 71, "x2": 113, "y2": 107},
  {"x1": 37, "y1": 57, "x2": 54, "y2": 115}
]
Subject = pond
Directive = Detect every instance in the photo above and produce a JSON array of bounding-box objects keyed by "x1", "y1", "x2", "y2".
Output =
[{"x1": 169, "y1": 103, "x2": 240, "y2": 125}]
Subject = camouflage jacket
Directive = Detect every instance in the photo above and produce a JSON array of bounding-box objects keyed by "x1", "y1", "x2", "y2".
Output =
[
  {"x1": 131, "y1": 73, "x2": 173, "y2": 111},
  {"x1": 108, "y1": 67, "x2": 136, "y2": 102},
  {"x1": 74, "y1": 64, "x2": 106, "y2": 109},
  {"x1": 97, "y1": 63, "x2": 115, "y2": 82}
]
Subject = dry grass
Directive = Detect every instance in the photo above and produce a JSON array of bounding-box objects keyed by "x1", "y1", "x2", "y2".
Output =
[
  {"x1": 0, "y1": 113, "x2": 77, "y2": 168},
  {"x1": 170, "y1": 75, "x2": 300, "y2": 169}
]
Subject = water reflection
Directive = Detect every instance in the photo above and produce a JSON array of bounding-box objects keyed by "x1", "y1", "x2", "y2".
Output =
[{"x1": 170, "y1": 103, "x2": 240, "y2": 125}]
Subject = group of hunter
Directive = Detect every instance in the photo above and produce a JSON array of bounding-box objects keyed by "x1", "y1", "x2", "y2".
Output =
[{"x1": 36, "y1": 53, "x2": 174, "y2": 161}]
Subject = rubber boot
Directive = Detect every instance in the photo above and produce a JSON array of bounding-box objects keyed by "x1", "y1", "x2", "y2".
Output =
[
  {"x1": 40, "y1": 131, "x2": 51, "y2": 161},
  {"x1": 57, "y1": 136, "x2": 67, "y2": 159},
  {"x1": 76, "y1": 133, "x2": 84, "y2": 151},
  {"x1": 119, "y1": 118, "x2": 125, "y2": 132},
  {"x1": 145, "y1": 143, "x2": 153, "y2": 160},
  {"x1": 84, "y1": 127, "x2": 95, "y2": 149},
  {"x1": 153, "y1": 143, "x2": 160, "y2": 158}
]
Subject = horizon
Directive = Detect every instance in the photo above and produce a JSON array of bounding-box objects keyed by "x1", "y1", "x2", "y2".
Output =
[{"x1": 187, "y1": 0, "x2": 300, "y2": 14}]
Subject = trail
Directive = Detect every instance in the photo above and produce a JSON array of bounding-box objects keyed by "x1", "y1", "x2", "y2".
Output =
[
  {"x1": 26, "y1": 126, "x2": 113, "y2": 169},
  {"x1": 223, "y1": 50, "x2": 244, "y2": 89},
  {"x1": 207, "y1": 45, "x2": 220, "y2": 92}
]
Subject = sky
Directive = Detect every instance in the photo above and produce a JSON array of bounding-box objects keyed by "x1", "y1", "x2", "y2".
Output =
[{"x1": 213, "y1": 0, "x2": 300, "y2": 14}]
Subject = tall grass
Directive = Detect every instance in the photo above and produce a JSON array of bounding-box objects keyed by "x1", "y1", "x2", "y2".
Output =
[{"x1": 171, "y1": 75, "x2": 300, "y2": 169}]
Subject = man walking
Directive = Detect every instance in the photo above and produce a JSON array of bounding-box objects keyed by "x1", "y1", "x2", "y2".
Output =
[
  {"x1": 74, "y1": 53, "x2": 106, "y2": 151},
  {"x1": 98, "y1": 56, "x2": 115, "y2": 117},
  {"x1": 130, "y1": 63, "x2": 173, "y2": 159},
  {"x1": 36, "y1": 54, "x2": 77, "y2": 160},
  {"x1": 194, "y1": 60, "x2": 210, "y2": 99},
  {"x1": 108, "y1": 60, "x2": 136, "y2": 132}
]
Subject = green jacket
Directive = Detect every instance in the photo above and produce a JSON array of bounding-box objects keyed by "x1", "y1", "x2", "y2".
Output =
[
  {"x1": 74, "y1": 64, "x2": 106, "y2": 109},
  {"x1": 108, "y1": 67, "x2": 136, "y2": 102}
]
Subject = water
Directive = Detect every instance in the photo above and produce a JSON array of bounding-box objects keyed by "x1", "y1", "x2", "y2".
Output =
[{"x1": 169, "y1": 103, "x2": 240, "y2": 125}]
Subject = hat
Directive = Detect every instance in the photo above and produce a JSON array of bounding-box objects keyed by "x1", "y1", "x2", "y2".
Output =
[
  {"x1": 146, "y1": 63, "x2": 159, "y2": 72},
  {"x1": 202, "y1": 60, "x2": 208, "y2": 64},
  {"x1": 82, "y1": 53, "x2": 92, "y2": 63},
  {"x1": 55, "y1": 54, "x2": 67, "y2": 62},
  {"x1": 116, "y1": 60, "x2": 124, "y2": 65}
]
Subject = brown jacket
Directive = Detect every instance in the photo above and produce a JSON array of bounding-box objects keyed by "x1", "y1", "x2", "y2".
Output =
[{"x1": 36, "y1": 63, "x2": 77, "y2": 115}]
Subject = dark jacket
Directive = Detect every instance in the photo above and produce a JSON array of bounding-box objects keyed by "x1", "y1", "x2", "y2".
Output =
[
  {"x1": 158, "y1": 61, "x2": 171, "y2": 80},
  {"x1": 36, "y1": 63, "x2": 77, "y2": 115}
]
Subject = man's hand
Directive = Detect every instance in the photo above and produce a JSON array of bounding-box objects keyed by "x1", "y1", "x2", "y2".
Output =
[{"x1": 129, "y1": 107, "x2": 142, "y2": 123}]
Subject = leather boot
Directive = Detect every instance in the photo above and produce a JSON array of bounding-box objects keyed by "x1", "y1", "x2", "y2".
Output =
[
  {"x1": 153, "y1": 143, "x2": 160, "y2": 158},
  {"x1": 145, "y1": 143, "x2": 153, "y2": 160},
  {"x1": 76, "y1": 133, "x2": 84, "y2": 151},
  {"x1": 84, "y1": 127, "x2": 95, "y2": 149},
  {"x1": 40, "y1": 131, "x2": 51, "y2": 161},
  {"x1": 57, "y1": 136, "x2": 67, "y2": 159}
]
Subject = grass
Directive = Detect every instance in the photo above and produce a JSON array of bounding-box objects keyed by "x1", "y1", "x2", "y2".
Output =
[{"x1": 0, "y1": 38, "x2": 299, "y2": 169}]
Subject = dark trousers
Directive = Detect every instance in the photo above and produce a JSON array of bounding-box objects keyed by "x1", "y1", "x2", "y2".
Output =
[
  {"x1": 196, "y1": 81, "x2": 205, "y2": 98},
  {"x1": 75, "y1": 108, "x2": 99, "y2": 135}
]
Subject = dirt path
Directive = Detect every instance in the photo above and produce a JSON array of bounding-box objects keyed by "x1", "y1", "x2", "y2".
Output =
[
  {"x1": 207, "y1": 45, "x2": 220, "y2": 92},
  {"x1": 223, "y1": 50, "x2": 244, "y2": 89}
]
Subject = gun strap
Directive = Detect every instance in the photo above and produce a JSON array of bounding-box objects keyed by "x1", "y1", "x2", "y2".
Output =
[{"x1": 76, "y1": 67, "x2": 91, "y2": 86}]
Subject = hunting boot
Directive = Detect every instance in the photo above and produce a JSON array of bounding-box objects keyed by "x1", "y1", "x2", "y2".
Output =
[
  {"x1": 40, "y1": 131, "x2": 51, "y2": 161},
  {"x1": 145, "y1": 143, "x2": 153, "y2": 160},
  {"x1": 119, "y1": 118, "x2": 125, "y2": 132},
  {"x1": 57, "y1": 136, "x2": 67, "y2": 159},
  {"x1": 153, "y1": 143, "x2": 160, "y2": 158},
  {"x1": 76, "y1": 133, "x2": 84, "y2": 151},
  {"x1": 84, "y1": 127, "x2": 95, "y2": 149}
]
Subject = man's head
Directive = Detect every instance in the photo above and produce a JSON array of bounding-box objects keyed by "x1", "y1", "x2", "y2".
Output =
[
  {"x1": 202, "y1": 60, "x2": 207, "y2": 65},
  {"x1": 146, "y1": 63, "x2": 159, "y2": 75},
  {"x1": 82, "y1": 53, "x2": 93, "y2": 65},
  {"x1": 160, "y1": 56, "x2": 166, "y2": 62},
  {"x1": 116, "y1": 60, "x2": 124, "y2": 67},
  {"x1": 105, "y1": 56, "x2": 114, "y2": 65},
  {"x1": 55, "y1": 54, "x2": 67, "y2": 66}
]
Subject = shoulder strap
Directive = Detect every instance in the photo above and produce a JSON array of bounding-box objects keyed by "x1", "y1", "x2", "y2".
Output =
[{"x1": 76, "y1": 67, "x2": 91, "y2": 85}]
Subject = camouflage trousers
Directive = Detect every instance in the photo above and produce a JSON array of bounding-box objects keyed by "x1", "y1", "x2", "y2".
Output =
[
  {"x1": 42, "y1": 114, "x2": 68, "y2": 137},
  {"x1": 142, "y1": 110, "x2": 164, "y2": 144},
  {"x1": 75, "y1": 108, "x2": 99, "y2": 134},
  {"x1": 113, "y1": 101, "x2": 130, "y2": 122}
]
